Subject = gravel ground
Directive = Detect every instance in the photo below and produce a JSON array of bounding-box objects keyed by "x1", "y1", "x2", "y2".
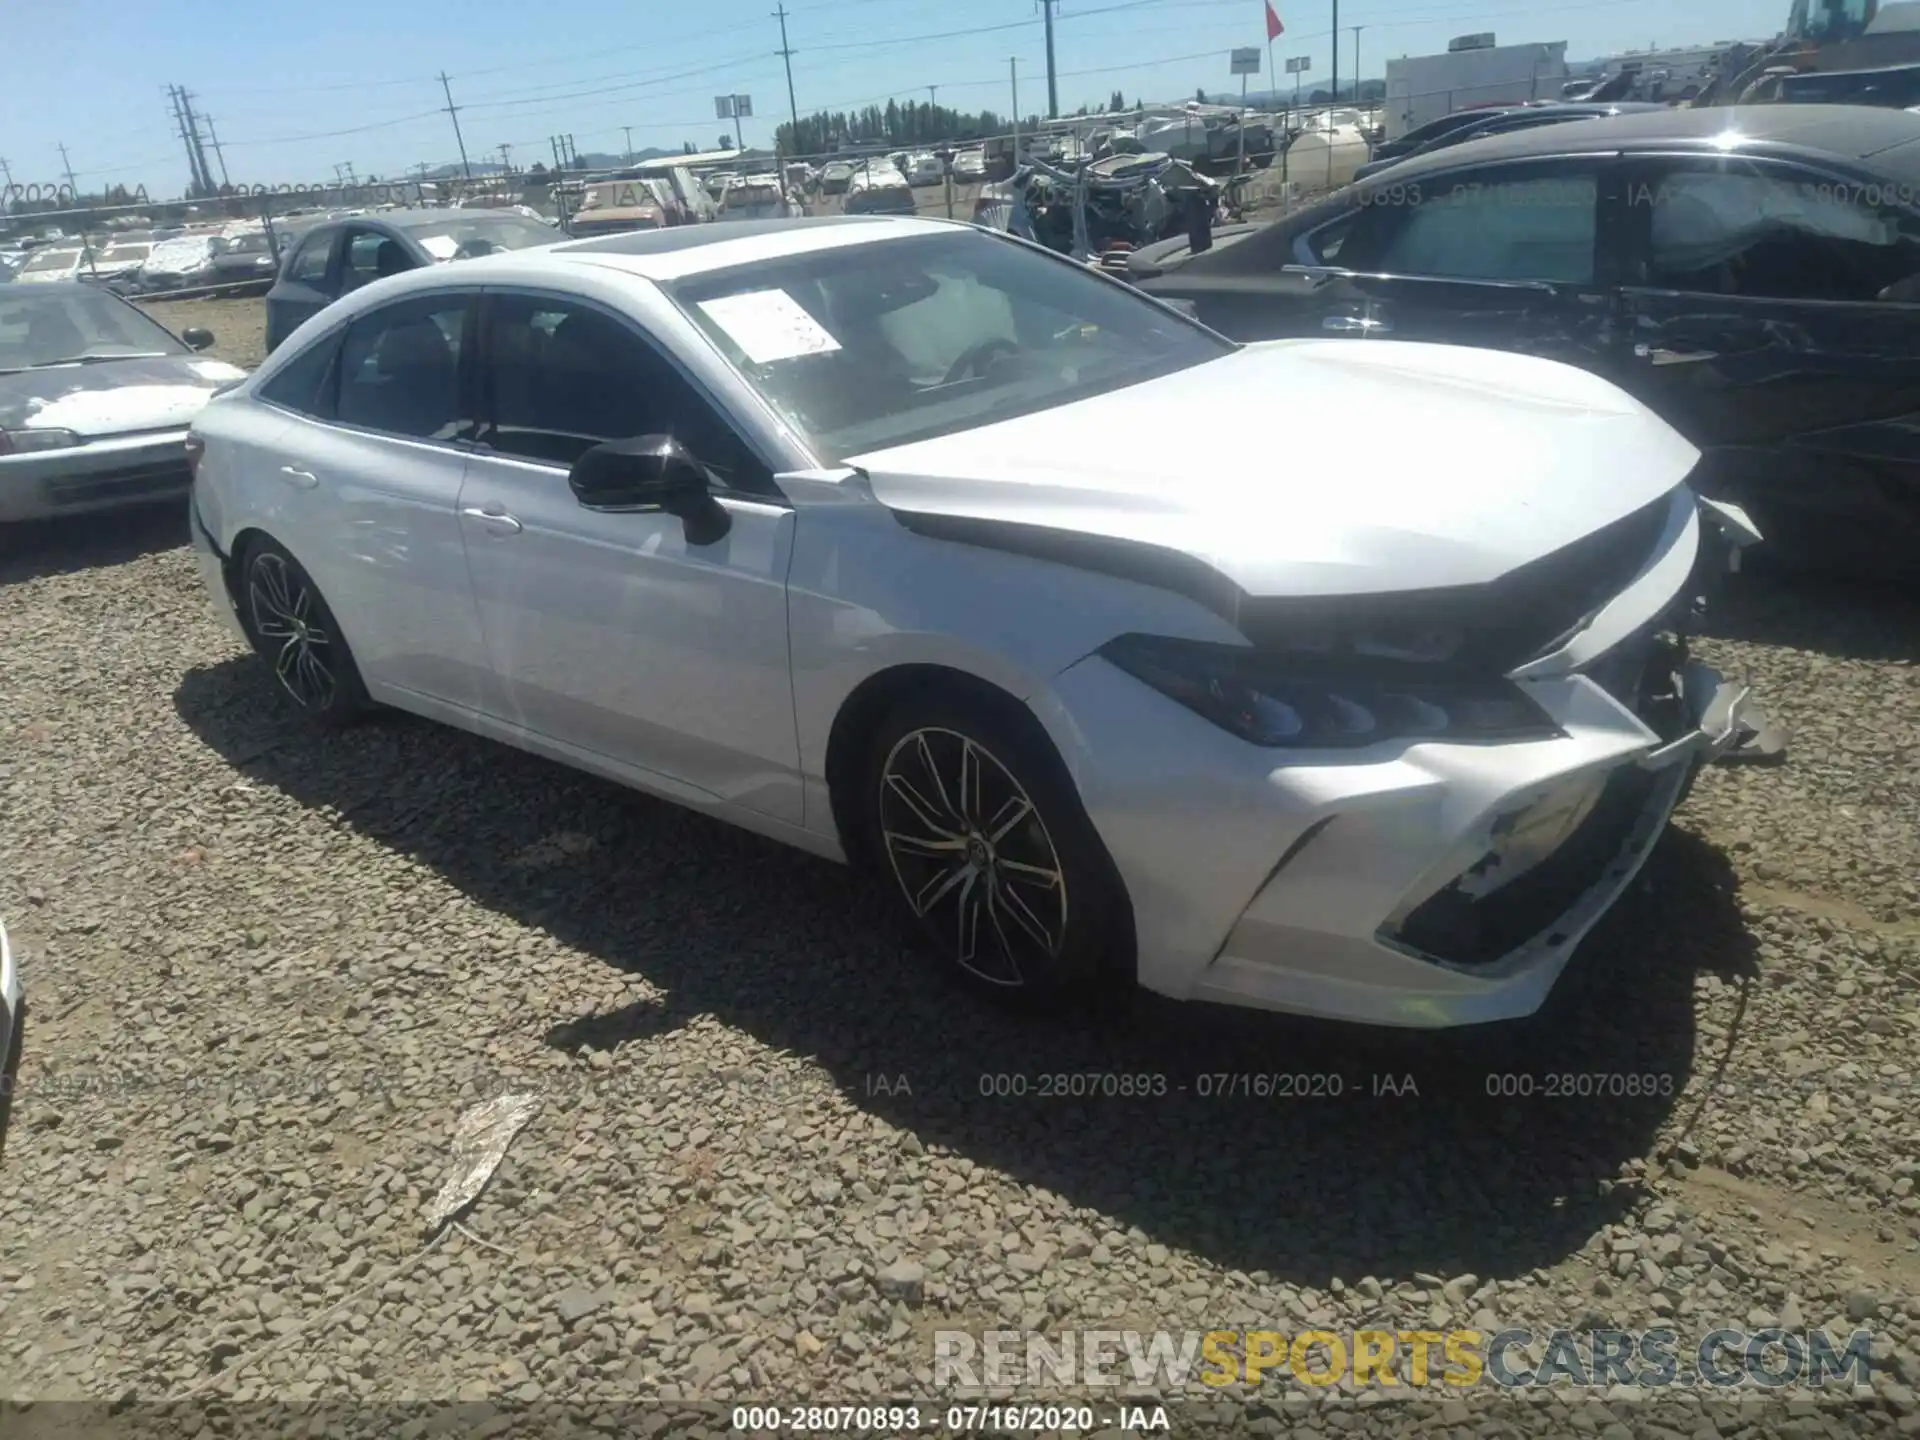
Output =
[{"x1": 2, "y1": 360, "x2": 1918, "y2": 1435}]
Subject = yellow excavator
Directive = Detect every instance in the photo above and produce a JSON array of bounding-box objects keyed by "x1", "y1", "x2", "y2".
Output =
[{"x1": 1694, "y1": 0, "x2": 1920, "y2": 105}]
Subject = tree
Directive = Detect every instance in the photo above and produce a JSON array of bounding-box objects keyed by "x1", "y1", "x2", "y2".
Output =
[
  {"x1": 718, "y1": 132, "x2": 733, "y2": 149},
  {"x1": 1108, "y1": 88, "x2": 1126, "y2": 112},
  {"x1": 1195, "y1": 86, "x2": 1207, "y2": 102},
  {"x1": 528, "y1": 161, "x2": 549, "y2": 180}
]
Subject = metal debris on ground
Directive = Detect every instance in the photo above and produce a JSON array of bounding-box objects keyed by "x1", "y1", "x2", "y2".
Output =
[{"x1": 423, "y1": 1092, "x2": 541, "y2": 1232}]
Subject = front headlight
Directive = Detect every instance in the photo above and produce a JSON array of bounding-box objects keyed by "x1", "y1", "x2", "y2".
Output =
[
  {"x1": 0, "y1": 427, "x2": 81, "y2": 456},
  {"x1": 1098, "y1": 633, "x2": 1562, "y2": 749}
]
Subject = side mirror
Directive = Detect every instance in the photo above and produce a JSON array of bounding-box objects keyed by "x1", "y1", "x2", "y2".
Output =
[
  {"x1": 182, "y1": 327, "x2": 215, "y2": 351},
  {"x1": 567, "y1": 434, "x2": 732, "y2": 545}
]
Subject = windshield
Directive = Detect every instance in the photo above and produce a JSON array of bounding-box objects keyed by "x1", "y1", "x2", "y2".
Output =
[
  {"x1": 403, "y1": 215, "x2": 557, "y2": 261},
  {"x1": 0, "y1": 287, "x2": 186, "y2": 370},
  {"x1": 19, "y1": 248, "x2": 82, "y2": 275},
  {"x1": 670, "y1": 229, "x2": 1231, "y2": 461},
  {"x1": 225, "y1": 232, "x2": 273, "y2": 255},
  {"x1": 100, "y1": 243, "x2": 153, "y2": 265}
]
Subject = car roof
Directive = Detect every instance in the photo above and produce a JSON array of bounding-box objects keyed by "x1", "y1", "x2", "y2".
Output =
[
  {"x1": 297, "y1": 208, "x2": 535, "y2": 233},
  {"x1": 1376, "y1": 103, "x2": 1920, "y2": 182},
  {"x1": 336, "y1": 214, "x2": 959, "y2": 293}
]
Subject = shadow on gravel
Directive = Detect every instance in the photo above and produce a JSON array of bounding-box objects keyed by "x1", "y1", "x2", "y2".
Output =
[
  {"x1": 1700, "y1": 570, "x2": 1920, "y2": 664},
  {"x1": 0, "y1": 502, "x2": 189, "y2": 586},
  {"x1": 176, "y1": 656, "x2": 1758, "y2": 1290}
]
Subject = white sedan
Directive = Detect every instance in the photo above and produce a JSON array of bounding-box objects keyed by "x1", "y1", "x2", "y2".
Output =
[{"x1": 186, "y1": 215, "x2": 1763, "y2": 1025}]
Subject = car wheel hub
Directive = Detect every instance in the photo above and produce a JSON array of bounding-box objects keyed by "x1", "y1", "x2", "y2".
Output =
[
  {"x1": 878, "y1": 727, "x2": 1069, "y2": 987},
  {"x1": 247, "y1": 553, "x2": 337, "y2": 711}
]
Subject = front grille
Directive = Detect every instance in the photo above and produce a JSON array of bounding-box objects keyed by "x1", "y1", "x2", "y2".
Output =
[
  {"x1": 1390, "y1": 762, "x2": 1659, "y2": 969},
  {"x1": 45, "y1": 460, "x2": 191, "y2": 507},
  {"x1": 1234, "y1": 491, "x2": 1674, "y2": 672}
]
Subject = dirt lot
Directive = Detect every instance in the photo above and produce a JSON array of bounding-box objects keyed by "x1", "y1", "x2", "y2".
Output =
[{"x1": 5, "y1": 260, "x2": 1920, "y2": 1435}]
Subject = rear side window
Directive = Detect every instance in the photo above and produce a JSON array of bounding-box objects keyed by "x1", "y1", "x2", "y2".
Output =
[
  {"x1": 1363, "y1": 166, "x2": 1600, "y2": 285},
  {"x1": 257, "y1": 331, "x2": 341, "y2": 419},
  {"x1": 336, "y1": 296, "x2": 473, "y2": 441}
]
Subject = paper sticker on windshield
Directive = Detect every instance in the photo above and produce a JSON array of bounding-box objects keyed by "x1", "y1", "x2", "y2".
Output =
[
  {"x1": 419, "y1": 235, "x2": 460, "y2": 260},
  {"x1": 697, "y1": 289, "x2": 841, "y2": 365}
]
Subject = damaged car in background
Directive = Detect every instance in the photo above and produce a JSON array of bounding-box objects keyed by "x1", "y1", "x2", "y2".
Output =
[
  {"x1": 1129, "y1": 105, "x2": 1920, "y2": 585},
  {"x1": 972, "y1": 151, "x2": 1251, "y2": 273},
  {"x1": 1, "y1": 283, "x2": 242, "y2": 522},
  {"x1": 188, "y1": 216, "x2": 1769, "y2": 1026}
]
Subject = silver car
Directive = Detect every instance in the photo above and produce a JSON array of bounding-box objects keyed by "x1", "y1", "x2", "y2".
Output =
[
  {"x1": 1, "y1": 284, "x2": 245, "y2": 521},
  {"x1": 0, "y1": 919, "x2": 20, "y2": 1163},
  {"x1": 186, "y1": 216, "x2": 1763, "y2": 1026}
]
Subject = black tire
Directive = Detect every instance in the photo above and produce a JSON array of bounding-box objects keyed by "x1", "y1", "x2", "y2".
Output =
[
  {"x1": 860, "y1": 689, "x2": 1132, "y2": 1011},
  {"x1": 235, "y1": 535, "x2": 373, "y2": 728}
]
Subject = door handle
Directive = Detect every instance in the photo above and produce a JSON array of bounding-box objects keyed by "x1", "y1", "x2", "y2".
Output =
[
  {"x1": 1635, "y1": 344, "x2": 1717, "y2": 366},
  {"x1": 1323, "y1": 313, "x2": 1392, "y2": 334},
  {"x1": 277, "y1": 465, "x2": 318, "y2": 489},
  {"x1": 460, "y1": 506, "x2": 523, "y2": 534}
]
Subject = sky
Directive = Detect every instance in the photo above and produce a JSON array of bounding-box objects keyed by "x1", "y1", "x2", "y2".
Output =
[{"x1": 0, "y1": 0, "x2": 1782, "y2": 192}]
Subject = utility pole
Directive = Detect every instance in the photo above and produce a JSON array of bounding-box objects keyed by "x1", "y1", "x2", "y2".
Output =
[
  {"x1": 773, "y1": 4, "x2": 800, "y2": 141},
  {"x1": 1351, "y1": 26, "x2": 1365, "y2": 102},
  {"x1": 1042, "y1": 0, "x2": 1059, "y2": 117},
  {"x1": 927, "y1": 85, "x2": 939, "y2": 107},
  {"x1": 549, "y1": 136, "x2": 563, "y2": 171},
  {"x1": 0, "y1": 156, "x2": 12, "y2": 216},
  {"x1": 58, "y1": 143, "x2": 95, "y2": 276},
  {"x1": 497, "y1": 142, "x2": 512, "y2": 174},
  {"x1": 567, "y1": 134, "x2": 579, "y2": 169},
  {"x1": 178, "y1": 89, "x2": 216, "y2": 196},
  {"x1": 1331, "y1": 0, "x2": 1339, "y2": 104},
  {"x1": 1010, "y1": 57, "x2": 1020, "y2": 153},
  {"x1": 203, "y1": 115, "x2": 232, "y2": 188},
  {"x1": 168, "y1": 85, "x2": 213, "y2": 197},
  {"x1": 438, "y1": 71, "x2": 474, "y2": 182},
  {"x1": 622, "y1": 126, "x2": 634, "y2": 163}
]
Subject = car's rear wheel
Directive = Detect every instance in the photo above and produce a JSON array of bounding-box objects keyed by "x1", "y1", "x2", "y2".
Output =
[
  {"x1": 236, "y1": 535, "x2": 372, "y2": 728},
  {"x1": 861, "y1": 691, "x2": 1131, "y2": 1010}
]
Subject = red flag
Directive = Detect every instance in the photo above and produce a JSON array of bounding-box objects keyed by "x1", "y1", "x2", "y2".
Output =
[{"x1": 1264, "y1": 0, "x2": 1284, "y2": 39}]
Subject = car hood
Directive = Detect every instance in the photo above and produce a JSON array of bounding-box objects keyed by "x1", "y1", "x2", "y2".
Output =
[
  {"x1": 844, "y1": 339, "x2": 1700, "y2": 598},
  {"x1": 0, "y1": 354, "x2": 248, "y2": 436}
]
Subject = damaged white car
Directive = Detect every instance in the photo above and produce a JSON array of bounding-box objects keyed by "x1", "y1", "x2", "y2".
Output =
[
  {"x1": 186, "y1": 216, "x2": 1766, "y2": 1026},
  {"x1": 1, "y1": 283, "x2": 245, "y2": 521}
]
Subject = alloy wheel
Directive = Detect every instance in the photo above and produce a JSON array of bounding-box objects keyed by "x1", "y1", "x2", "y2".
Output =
[
  {"x1": 877, "y1": 727, "x2": 1069, "y2": 987},
  {"x1": 247, "y1": 552, "x2": 337, "y2": 710}
]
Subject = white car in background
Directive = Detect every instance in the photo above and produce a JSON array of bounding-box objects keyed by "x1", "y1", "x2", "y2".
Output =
[
  {"x1": 906, "y1": 152, "x2": 944, "y2": 186},
  {"x1": 186, "y1": 216, "x2": 1763, "y2": 1026},
  {"x1": 12, "y1": 247, "x2": 89, "y2": 285},
  {"x1": 953, "y1": 148, "x2": 988, "y2": 181}
]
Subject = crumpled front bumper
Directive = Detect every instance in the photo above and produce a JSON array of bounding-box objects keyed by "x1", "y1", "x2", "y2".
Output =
[{"x1": 1028, "y1": 489, "x2": 1766, "y2": 1028}]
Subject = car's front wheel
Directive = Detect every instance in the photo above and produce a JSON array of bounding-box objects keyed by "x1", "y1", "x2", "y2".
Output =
[
  {"x1": 236, "y1": 535, "x2": 372, "y2": 728},
  {"x1": 862, "y1": 691, "x2": 1130, "y2": 1010}
]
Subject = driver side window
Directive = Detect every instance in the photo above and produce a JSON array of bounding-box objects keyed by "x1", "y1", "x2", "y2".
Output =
[
  {"x1": 481, "y1": 293, "x2": 756, "y2": 484},
  {"x1": 288, "y1": 231, "x2": 335, "y2": 287}
]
